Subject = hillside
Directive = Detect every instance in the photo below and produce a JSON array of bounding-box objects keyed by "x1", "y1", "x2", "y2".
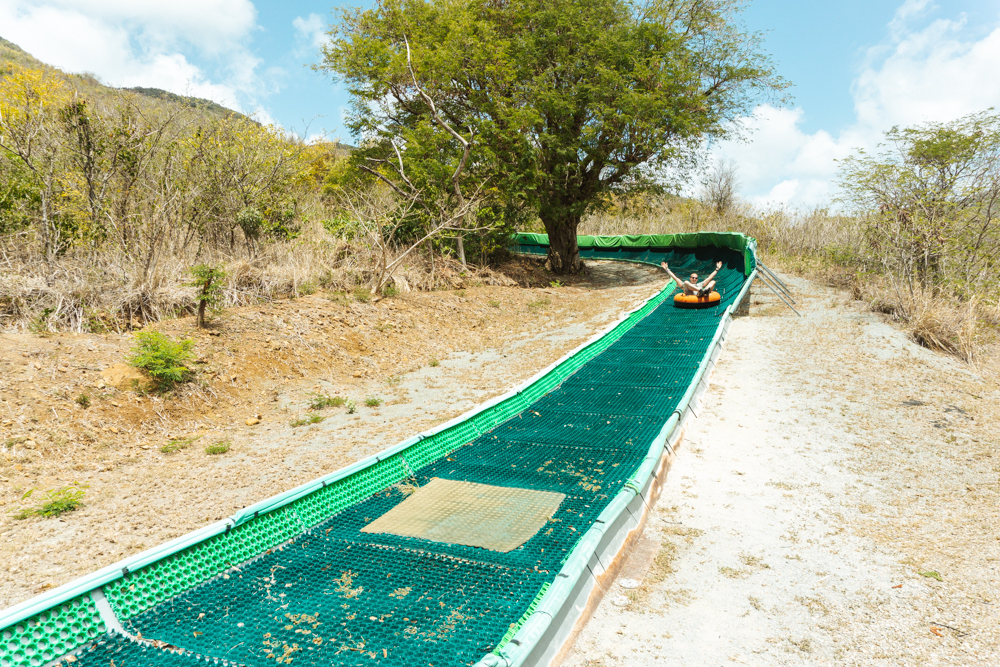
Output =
[{"x1": 0, "y1": 36, "x2": 246, "y2": 121}]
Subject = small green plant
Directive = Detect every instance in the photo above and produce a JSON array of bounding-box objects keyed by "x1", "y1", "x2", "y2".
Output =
[
  {"x1": 455, "y1": 289, "x2": 467, "y2": 298},
  {"x1": 549, "y1": 280, "x2": 564, "y2": 288},
  {"x1": 374, "y1": 322, "x2": 394, "y2": 333},
  {"x1": 75, "y1": 393, "x2": 91, "y2": 409},
  {"x1": 127, "y1": 331, "x2": 195, "y2": 390},
  {"x1": 308, "y1": 392, "x2": 346, "y2": 410},
  {"x1": 365, "y1": 396, "x2": 383, "y2": 408},
  {"x1": 384, "y1": 375, "x2": 402, "y2": 386},
  {"x1": 381, "y1": 283, "x2": 399, "y2": 298},
  {"x1": 346, "y1": 399, "x2": 357, "y2": 414},
  {"x1": 428, "y1": 358, "x2": 440, "y2": 367},
  {"x1": 527, "y1": 297, "x2": 551, "y2": 310},
  {"x1": 29, "y1": 307, "x2": 54, "y2": 336},
  {"x1": 161, "y1": 434, "x2": 202, "y2": 454},
  {"x1": 205, "y1": 440, "x2": 231, "y2": 455},
  {"x1": 488, "y1": 299, "x2": 501, "y2": 308},
  {"x1": 291, "y1": 413, "x2": 325, "y2": 427},
  {"x1": 12, "y1": 484, "x2": 88, "y2": 519},
  {"x1": 920, "y1": 570, "x2": 943, "y2": 581},
  {"x1": 297, "y1": 282, "x2": 317, "y2": 296},
  {"x1": 353, "y1": 286, "x2": 371, "y2": 303},
  {"x1": 187, "y1": 264, "x2": 226, "y2": 328}
]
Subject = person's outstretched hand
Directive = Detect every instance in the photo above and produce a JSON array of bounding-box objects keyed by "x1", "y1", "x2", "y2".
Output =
[
  {"x1": 661, "y1": 261, "x2": 669, "y2": 271},
  {"x1": 715, "y1": 261, "x2": 722, "y2": 270}
]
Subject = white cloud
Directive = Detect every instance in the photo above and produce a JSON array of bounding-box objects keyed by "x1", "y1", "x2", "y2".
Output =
[
  {"x1": 293, "y1": 13, "x2": 330, "y2": 52},
  {"x1": 0, "y1": 0, "x2": 262, "y2": 112},
  {"x1": 854, "y1": 14, "x2": 1000, "y2": 129},
  {"x1": 708, "y1": 106, "x2": 859, "y2": 208},
  {"x1": 713, "y1": 1, "x2": 1000, "y2": 209}
]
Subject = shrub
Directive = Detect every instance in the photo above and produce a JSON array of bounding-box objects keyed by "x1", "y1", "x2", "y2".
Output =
[
  {"x1": 13, "y1": 484, "x2": 88, "y2": 519},
  {"x1": 365, "y1": 396, "x2": 383, "y2": 408},
  {"x1": 75, "y1": 393, "x2": 91, "y2": 409},
  {"x1": 161, "y1": 434, "x2": 202, "y2": 454},
  {"x1": 205, "y1": 440, "x2": 231, "y2": 455},
  {"x1": 127, "y1": 331, "x2": 195, "y2": 390},
  {"x1": 353, "y1": 286, "x2": 371, "y2": 303},
  {"x1": 428, "y1": 358, "x2": 440, "y2": 367},
  {"x1": 308, "y1": 392, "x2": 346, "y2": 410},
  {"x1": 291, "y1": 413, "x2": 325, "y2": 427},
  {"x1": 187, "y1": 264, "x2": 226, "y2": 328},
  {"x1": 346, "y1": 399, "x2": 357, "y2": 414},
  {"x1": 381, "y1": 283, "x2": 399, "y2": 298}
]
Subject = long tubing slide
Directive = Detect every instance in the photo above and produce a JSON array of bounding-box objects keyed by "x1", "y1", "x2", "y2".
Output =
[{"x1": 0, "y1": 232, "x2": 757, "y2": 667}]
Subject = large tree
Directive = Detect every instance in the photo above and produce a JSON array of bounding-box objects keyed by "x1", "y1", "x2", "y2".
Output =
[{"x1": 322, "y1": 0, "x2": 785, "y2": 273}]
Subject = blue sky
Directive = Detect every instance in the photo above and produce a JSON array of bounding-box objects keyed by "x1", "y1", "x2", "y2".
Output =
[{"x1": 2, "y1": 0, "x2": 999, "y2": 208}]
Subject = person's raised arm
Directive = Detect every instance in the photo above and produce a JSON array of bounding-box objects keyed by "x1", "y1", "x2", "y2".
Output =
[
  {"x1": 660, "y1": 261, "x2": 683, "y2": 288},
  {"x1": 705, "y1": 260, "x2": 723, "y2": 282}
]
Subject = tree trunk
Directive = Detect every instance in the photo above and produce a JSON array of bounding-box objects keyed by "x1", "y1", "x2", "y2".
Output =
[
  {"x1": 542, "y1": 212, "x2": 584, "y2": 274},
  {"x1": 456, "y1": 235, "x2": 466, "y2": 266}
]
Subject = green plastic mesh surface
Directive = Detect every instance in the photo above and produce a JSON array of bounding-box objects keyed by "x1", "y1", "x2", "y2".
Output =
[
  {"x1": 0, "y1": 595, "x2": 105, "y2": 667},
  {"x1": 2, "y1": 238, "x2": 751, "y2": 667}
]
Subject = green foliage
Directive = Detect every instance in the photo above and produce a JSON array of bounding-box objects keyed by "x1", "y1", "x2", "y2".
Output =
[
  {"x1": 291, "y1": 413, "x2": 325, "y2": 427},
  {"x1": 74, "y1": 393, "x2": 91, "y2": 409},
  {"x1": 161, "y1": 434, "x2": 202, "y2": 454},
  {"x1": 352, "y1": 286, "x2": 371, "y2": 303},
  {"x1": 322, "y1": 215, "x2": 364, "y2": 240},
  {"x1": 364, "y1": 396, "x2": 383, "y2": 407},
  {"x1": 428, "y1": 358, "x2": 440, "y2": 367},
  {"x1": 12, "y1": 484, "x2": 88, "y2": 519},
  {"x1": 381, "y1": 282, "x2": 399, "y2": 298},
  {"x1": 527, "y1": 297, "x2": 550, "y2": 310},
  {"x1": 308, "y1": 392, "x2": 346, "y2": 410},
  {"x1": 187, "y1": 264, "x2": 226, "y2": 327},
  {"x1": 549, "y1": 280, "x2": 564, "y2": 288},
  {"x1": 205, "y1": 440, "x2": 231, "y2": 455},
  {"x1": 0, "y1": 155, "x2": 39, "y2": 235},
  {"x1": 127, "y1": 331, "x2": 195, "y2": 389},
  {"x1": 346, "y1": 399, "x2": 357, "y2": 414},
  {"x1": 322, "y1": 0, "x2": 787, "y2": 272}
]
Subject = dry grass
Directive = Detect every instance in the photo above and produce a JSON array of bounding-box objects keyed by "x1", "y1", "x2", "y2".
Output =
[{"x1": 0, "y1": 222, "x2": 516, "y2": 333}]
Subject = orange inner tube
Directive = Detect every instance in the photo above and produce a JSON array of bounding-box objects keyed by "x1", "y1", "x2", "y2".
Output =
[{"x1": 673, "y1": 291, "x2": 721, "y2": 308}]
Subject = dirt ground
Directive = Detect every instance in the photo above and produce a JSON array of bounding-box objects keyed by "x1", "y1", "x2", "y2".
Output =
[
  {"x1": 565, "y1": 274, "x2": 1000, "y2": 666},
  {"x1": 0, "y1": 259, "x2": 664, "y2": 608}
]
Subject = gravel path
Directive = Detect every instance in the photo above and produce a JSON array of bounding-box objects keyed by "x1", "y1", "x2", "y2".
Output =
[{"x1": 565, "y1": 275, "x2": 999, "y2": 666}]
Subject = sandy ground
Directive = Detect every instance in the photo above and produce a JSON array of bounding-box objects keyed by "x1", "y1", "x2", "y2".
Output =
[
  {"x1": 565, "y1": 275, "x2": 1000, "y2": 666},
  {"x1": 0, "y1": 260, "x2": 664, "y2": 609}
]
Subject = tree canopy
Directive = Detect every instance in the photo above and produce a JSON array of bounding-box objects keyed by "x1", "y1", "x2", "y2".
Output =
[{"x1": 321, "y1": 0, "x2": 787, "y2": 272}]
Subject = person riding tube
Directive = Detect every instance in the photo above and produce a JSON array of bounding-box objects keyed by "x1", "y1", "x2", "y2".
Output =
[{"x1": 661, "y1": 261, "x2": 721, "y2": 297}]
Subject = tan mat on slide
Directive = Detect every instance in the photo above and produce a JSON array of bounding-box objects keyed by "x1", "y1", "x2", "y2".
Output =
[{"x1": 361, "y1": 477, "x2": 565, "y2": 552}]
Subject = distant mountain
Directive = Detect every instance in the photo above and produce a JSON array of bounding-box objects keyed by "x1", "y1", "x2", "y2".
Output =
[{"x1": 123, "y1": 87, "x2": 251, "y2": 122}]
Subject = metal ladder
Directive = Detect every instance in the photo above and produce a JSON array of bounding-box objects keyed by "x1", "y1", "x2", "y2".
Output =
[{"x1": 755, "y1": 262, "x2": 801, "y2": 317}]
